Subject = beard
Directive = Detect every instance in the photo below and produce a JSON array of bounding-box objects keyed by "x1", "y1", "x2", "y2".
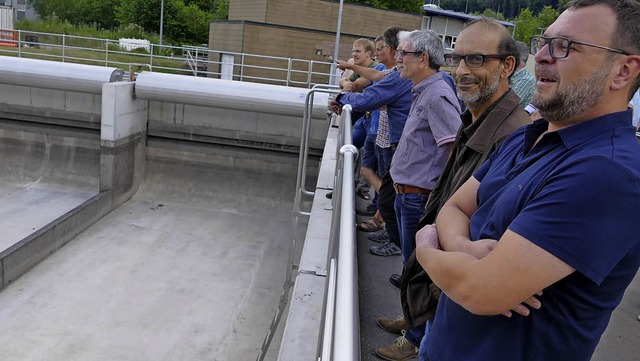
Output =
[
  {"x1": 532, "y1": 63, "x2": 610, "y2": 122},
  {"x1": 456, "y1": 70, "x2": 501, "y2": 108}
]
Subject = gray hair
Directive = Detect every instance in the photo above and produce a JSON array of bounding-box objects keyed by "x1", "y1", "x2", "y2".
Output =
[
  {"x1": 397, "y1": 31, "x2": 411, "y2": 45},
  {"x1": 516, "y1": 41, "x2": 529, "y2": 65},
  {"x1": 406, "y1": 29, "x2": 445, "y2": 70}
]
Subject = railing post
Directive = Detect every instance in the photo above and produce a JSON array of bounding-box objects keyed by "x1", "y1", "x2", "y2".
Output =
[
  {"x1": 240, "y1": 53, "x2": 245, "y2": 82},
  {"x1": 286, "y1": 58, "x2": 292, "y2": 87},
  {"x1": 105, "y1": 39, "x2": 109, "y2": 67},
  {"x1": 62, "y1": 34, "x2": 65, "y2": 62},
  {"x1": 17, "y1": 30, "x2": 21, "y2": 57},
  {"x1": 308, "y1": 60, "x2": 313, "y2": 88},
  {"x1": 150, "y1": 44, "x2": 155, "y2": 70}
]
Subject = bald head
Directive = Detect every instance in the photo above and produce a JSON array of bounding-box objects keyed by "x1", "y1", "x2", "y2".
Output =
[{"x1": 460, "y1": 17, "x2": 520, "y2": 74}]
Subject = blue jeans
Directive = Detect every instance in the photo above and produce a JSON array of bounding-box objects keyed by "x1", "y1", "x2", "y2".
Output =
[
  {"x1": 394, "y1": 192, "x2": 430, "y2": 265},
  {"x1": 352, "y1": 116, "x2": 367, "y2": 149},
  {"x1": 375, "y1": 146, "x2": 392, "y2": 179}
]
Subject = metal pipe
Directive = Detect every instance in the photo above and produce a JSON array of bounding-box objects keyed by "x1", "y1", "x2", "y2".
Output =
[
  {"x1": 0, "y1": 55, "x2": 123, "y2": 94},
  {"x1": 329, "y1": 0, "x2": 344, "y2": 86},
  {"x1": 331, "y1": 105, "x2": 360, "y2": 361},
  {"x1": 159, "y1": 0, "x2": 165, "y2": 46},
  {"x1": 333, "y1": 143, "x2": 359, "y2": 360},
  {"x1": 135, "y1": 72, "x2": 330, "y2": 118},
  {"x1": 319, "y1": 259, "x2": 338, "y2": 361}
]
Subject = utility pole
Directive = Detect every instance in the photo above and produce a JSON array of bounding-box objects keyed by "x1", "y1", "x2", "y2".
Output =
[
  {"x1": 329, "y1": 0, "x2": 344, "y2": 86},
  {"x1": 159, "y1": 0, "x2": 165, "y2": 46}
]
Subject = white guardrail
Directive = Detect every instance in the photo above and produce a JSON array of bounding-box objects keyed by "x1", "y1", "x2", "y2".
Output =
[
  {"x1": 320, "y1": 105, "x2": 360, "y2": 361},
  {"x1": 0, "y1": 29, "x2": 335, "y2": 88}
]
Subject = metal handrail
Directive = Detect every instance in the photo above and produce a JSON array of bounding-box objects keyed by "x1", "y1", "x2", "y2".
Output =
[
  {"x1": 318, "y1": 105, "x2": 360, "y2": 361},
  {"x1": 255, "y1": 86, "x2": 339, "y2": 361},
  {"x1": 0, "y1": 29, "x2": 335, "y2": 88},
  {"x1": 293, "y1": 85, "x2": 340, "y2": 217}
]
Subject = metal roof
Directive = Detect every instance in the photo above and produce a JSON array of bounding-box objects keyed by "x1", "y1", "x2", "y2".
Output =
[{"x1": 423, "y1": 5, "x2": 515, "y2": 28}]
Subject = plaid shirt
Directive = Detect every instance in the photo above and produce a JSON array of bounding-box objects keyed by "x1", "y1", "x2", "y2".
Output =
[
  {"x1": 510, "y1": 67, "x2": 536, "y2": 108},
  {"x1": 374, "y1": 67, "x2": 397, "y2": 149}
]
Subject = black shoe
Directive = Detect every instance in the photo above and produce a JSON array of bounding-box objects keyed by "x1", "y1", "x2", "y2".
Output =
[
  {"x1": 356, "y1": 187, "x2": 371, "y2": 200},
  {"x1": 389, "y1": 273, "x2": 401, "y2": 289},
  {"x1": 356, "y1": 204, "x2": 376, "y2": 216},
  {"x1": 326, "y1": 191, "x2": 332, "y2": 199}
]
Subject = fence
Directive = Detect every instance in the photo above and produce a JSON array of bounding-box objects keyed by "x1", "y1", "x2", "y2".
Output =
[{"x1": 0, "y1": 29, "x2": 336, "y2": 88}]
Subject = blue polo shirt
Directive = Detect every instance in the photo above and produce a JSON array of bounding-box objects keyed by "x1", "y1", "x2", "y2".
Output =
[{"x1": 427, "y1": 110, "x2": 640, "y2": 361}]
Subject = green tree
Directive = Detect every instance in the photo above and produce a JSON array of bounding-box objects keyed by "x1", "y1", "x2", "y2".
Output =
[
  {"x1": 28, "y1": 0, "x2": 121, "y2": 29},
  {"x1": 477, "y1": 8, "x2": 506, "y2": 20},
  {"x1": 346, "y1": 0, "x2": 423, "y2": 14},
  {"x1": 116, "y1": 0, "x2": 215, "y2": 44},
  {"x1": 537, "y1": 5, "x2": 559, "y2": 30},
  {"x1": 513, "y1": 8, "x2": 540, "y2": 43}
]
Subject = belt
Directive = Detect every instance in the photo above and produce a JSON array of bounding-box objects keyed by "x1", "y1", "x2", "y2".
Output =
[{"x1": 393, "y1": 183, "x2": 430, "y2": 194}]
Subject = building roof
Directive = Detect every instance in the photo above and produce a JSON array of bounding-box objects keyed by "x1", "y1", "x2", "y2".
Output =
[{"x1": 423, "y1": 4, "x2": 514, "y2": 28}]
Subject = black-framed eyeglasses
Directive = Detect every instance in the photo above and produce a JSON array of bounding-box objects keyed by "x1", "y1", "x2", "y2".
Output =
[
  {"x1": 530, "y1": 35, "x2": 630, "y2": 59},
  {"x1": 396, "y1": 50, "x2": 424, "y2": 58},
  {"x1": 443, "y1": 53, "x2": 508, "y2": 68}
]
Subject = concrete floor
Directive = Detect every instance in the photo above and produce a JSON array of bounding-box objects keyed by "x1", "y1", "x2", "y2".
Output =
[{"x1": 0, "y1": 130, "x2": 302, "y2": 361}]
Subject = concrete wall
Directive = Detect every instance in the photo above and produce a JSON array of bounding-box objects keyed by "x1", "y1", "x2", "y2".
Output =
[
  {"x1": 0, "y1": 79, "x2": 329, "y2": 154},
  {"x1": 0, "y1": 83, "x2": 102, "y2": 128},
  {"x1": 100, "y1": 82, "x2": 148, "y2": 206},
  {"x1": 147, "y1": 101, "x2": 328, "y2": 152}
]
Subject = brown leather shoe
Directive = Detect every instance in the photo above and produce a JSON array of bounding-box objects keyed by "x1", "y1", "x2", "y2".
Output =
[
  {"x1": 375, "y1": 332, "x2": 418, "y2": 361},
  {"x1": 376, "y1": 316, "x2": 406, "y2": 335}
]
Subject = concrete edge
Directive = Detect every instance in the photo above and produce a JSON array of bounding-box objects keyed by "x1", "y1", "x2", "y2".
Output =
[
  {"x1": 278, "y1": 124, "x2": 338, "y2": 361},
  {"x1": 0, "y1": 190, "x2": 113, "y2": 290}
]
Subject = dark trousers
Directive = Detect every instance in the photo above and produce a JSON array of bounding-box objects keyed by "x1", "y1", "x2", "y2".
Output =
[{"x1": 378, "y1": 170, "x2": 400, "y2": 248}]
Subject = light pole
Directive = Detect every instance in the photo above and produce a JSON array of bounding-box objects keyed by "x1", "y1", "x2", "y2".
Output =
[
  {"x1": 159, "y1": 0, "x2": 165, "y2": 46},
  {"x1": 329, "y1": 0, "x2": 344, "y2": 85}
]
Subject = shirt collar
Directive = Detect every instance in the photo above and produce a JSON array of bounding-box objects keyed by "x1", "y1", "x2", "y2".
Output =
[
  {"x1": 525, "y1": 109, "x2": 633, "y2": 150},
  {"x1": 411, "y1": 71, "x2": 445, "y2": 95}
]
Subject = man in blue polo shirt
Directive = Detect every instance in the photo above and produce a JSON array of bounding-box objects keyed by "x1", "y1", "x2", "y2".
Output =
[{"x1": 415, "y1": 0, "x2": 640, "y2": 360}]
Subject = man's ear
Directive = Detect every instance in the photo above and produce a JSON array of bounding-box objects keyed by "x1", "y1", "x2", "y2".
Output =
[
  {"x1": 502, "y1": 55, "x2": 517, "y2": 79},
  {"x1": 610, "y1": 55, "x2": 640, "y2": 92},
  {"x1": 422, "y1": 53, "x2": 430, "y2": 68}
]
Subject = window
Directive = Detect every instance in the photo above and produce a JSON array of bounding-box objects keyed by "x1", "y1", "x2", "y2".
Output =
[{"x1": 16, "y1": 10, "x2": 25, "y2": 20}]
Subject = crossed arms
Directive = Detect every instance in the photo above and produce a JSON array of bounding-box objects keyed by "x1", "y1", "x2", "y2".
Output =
[{"x1": 415, "y1": 176, "x2": 575, "y2": 316}]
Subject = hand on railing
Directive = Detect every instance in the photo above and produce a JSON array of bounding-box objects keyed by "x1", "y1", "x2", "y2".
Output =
[{"x1": 329, "y1": 98, "x2": 342, "y2": 115}]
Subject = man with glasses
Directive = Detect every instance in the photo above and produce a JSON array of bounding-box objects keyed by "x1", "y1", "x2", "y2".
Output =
[
  {"x1": 374, "y1": 29, "x2": 461, "y2": 361},
  {"x1": 376, "y1": 17, "x2": 531, "y2": 361},
  {"x1": 330, "y1": 28, "x2": 413, "y2": 258},
  {"x1": 337, "y1": 33, "x2": 401, "y2": 234},
  {"x1": 415, "y1": 1, "x2": 640, "y2": 360}
]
